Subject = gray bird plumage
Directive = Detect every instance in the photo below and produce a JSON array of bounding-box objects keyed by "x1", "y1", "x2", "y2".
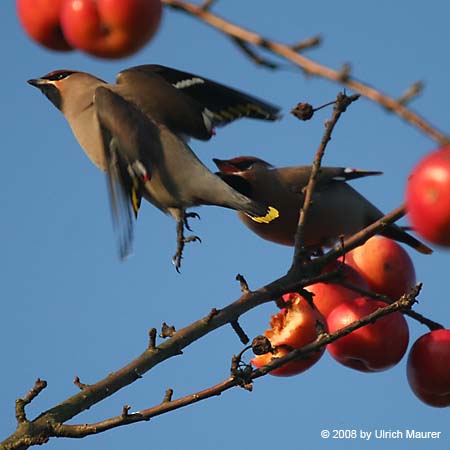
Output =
[
  {"x1": 214, "y1": 156, "x2": 432, "y2": 255},
  {"x1": 28, "y1": 66, "x2": 280, "y2": 265}
]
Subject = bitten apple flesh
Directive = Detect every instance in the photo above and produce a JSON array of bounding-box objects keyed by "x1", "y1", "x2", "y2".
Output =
[{"x1": 252, "y1": 293, "x2": 326, "y2": 377}]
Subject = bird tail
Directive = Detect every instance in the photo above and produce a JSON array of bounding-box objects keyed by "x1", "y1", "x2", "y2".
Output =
[
  {"x1": 218, "y1": 189, "x2": 279, "y2": 224},
  {"x1": 245, "y1": 205, "x2": 280, "y2": 224},
  {"x1": 381, "y1": 225, "x2": 433, "y2": 254}
]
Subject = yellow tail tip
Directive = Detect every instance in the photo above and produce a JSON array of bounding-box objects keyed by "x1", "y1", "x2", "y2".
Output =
[
  {"x1": 250, "y1": 206, "x2": 279, "y2": 224},
  {"x1": 131, "y1": 187, "x2": 141, "y2": 218}
]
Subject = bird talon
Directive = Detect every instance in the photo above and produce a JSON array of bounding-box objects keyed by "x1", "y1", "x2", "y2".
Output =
[
  {"x1": 173, "y1": 214, "x2": 203, "y2": 271},
  {"x1": 184, "y1": 235, "x2": 201, "y2": 244},
  {"x1": 172, "y1": 254, "x2": 182, "y2": 272},
  {"x1": 183, "y1": 212, "x2": 200, "y2": 231},
  {"x1": 185, "y1": 212, "x2": 200, "y2": 220}
]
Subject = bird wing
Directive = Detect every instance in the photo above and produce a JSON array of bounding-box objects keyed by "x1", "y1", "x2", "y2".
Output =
[
  {"x1": 281, "y1": 166, "x2": 383, "y2": 194},
  {"x1": 117, "y1": 65, "x2": 281, "y2": 134},
  {"x1": 94, "y1": 86, "x2": 158, "y2": 259}
]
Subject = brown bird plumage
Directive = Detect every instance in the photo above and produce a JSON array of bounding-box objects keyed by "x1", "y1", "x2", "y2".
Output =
[
  {"x1": 214, "y1": 156, "x2": 432, "y2": 254},
  {"x1": 27, "y1": 66, "x2": 281, "y2": 265}
]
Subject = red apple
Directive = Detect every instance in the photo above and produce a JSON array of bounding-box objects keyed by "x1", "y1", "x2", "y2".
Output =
[
  {"x1": 308, "y1": 261, "x2": 369, "y2": 318},
  {"x1": 327, "y1": 297, "x2": 409, "y2": 372},
  {"x1": 343, "y1": 236, "x2": 416, "y2": 300},
  {"x1": 406, "y1": 146, "x2": 450, "y2": 246},
  {"x1": 407, "y1": 329, "x2": 450, "y2": 407},
  {"x1": 60, "y1": 0, "x2": 162, "y2": 59},
  {"x1": 252, "y1": 293, "x2": 326, "y2": 376},
  {"x1": 17, "y1": 0, "x2": 73, "y2": 51}
]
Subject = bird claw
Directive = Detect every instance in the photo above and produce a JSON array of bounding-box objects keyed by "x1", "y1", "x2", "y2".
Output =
[
  {"x1": 184, "y1": 235, "x2": 201, "y2": 244},
  {"x1": 172, "y1": 213, "x2": 202, "y2": 272},
  {"x1": 183, "y1": 211, "x2": 200, "y2": 231}
]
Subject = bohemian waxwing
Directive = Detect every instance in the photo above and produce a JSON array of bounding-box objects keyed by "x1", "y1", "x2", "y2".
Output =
[
  {"x1": 213, "y1": 156, "x2": 432, "y2": 254},
  {"x1": 27, "y1": 66, "x2": 280, "y2": 267}
]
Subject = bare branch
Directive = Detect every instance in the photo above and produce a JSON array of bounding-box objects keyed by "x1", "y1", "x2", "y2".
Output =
[
  {"x1": 231, "y1": 37, "x2": 279, "y2": 70},
  {"x1": 15, "y1": 379, "x2": 47, "y2": 424},
  {"x1": 160, "y1": 322, "x2": 176, "y2": 338},
  {"x1": 291, "y1": 92, "x2": 360, "y2": 267},
  {"x1": 162, "y1": 388, "x2": 174, "y2": 403},
  {"x1": 199, "y1": 0, "x2": 216, "y2": 11},
  {"x1": 230, "y1": 320, "x2": 250, "y2": 344},
  {"x1": 73, "y1": 376, "x2": 89, "y2": 391},
  {"x1": 321, "y1": 205, "x2": 407, "y2": 265},
  {"x1": 148, "y1": 328, "x2": 157, "y2": 349},
  {"x1": 397, "y1": 81, "x2": 424, "y2": 105},
  {"x1": 339, "y1": 280, "x2": 445, "y2": 331},
  {"x1": 291, "y1": 35, "x2": 322, "y2": 52},
  {"x1": 45, "y1": 287, "x2": 420, "y2": 440},
  {"x1": 162, "y1": 0, "x2": 450, "y2": 145},
  {"x1": 236, "y1": 274, "x2": 250, "y2": 293}
]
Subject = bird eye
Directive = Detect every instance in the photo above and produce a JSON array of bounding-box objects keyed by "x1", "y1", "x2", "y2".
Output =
[{"x1": 43, "y1": 70, "x2": 76, "y2": 81}]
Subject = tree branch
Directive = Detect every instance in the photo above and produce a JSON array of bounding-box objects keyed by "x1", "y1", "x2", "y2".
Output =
[
  {"x1": 162, "y1": 0, "x2": 450, "y2": 145},
  {"x1": 291, "y1": 92, "x2": 360, "y2": 267},
  {"x1": 39, "y1": 285, "x2": 421, "y2": 440}
]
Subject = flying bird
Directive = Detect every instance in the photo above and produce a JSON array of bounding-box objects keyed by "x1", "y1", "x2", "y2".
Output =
[
  {"x1": 28, "y1": 65, "x2": 280, "y2": 269},
  {"x1": 213, "y1": 156, "x2": 432, "y2": 254}
]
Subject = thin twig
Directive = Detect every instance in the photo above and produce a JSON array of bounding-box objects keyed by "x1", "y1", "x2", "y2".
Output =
[
  {"x1": 1, "y1": 198, "x2": 416, "y2": 450},
  {"x1": 254, "y1": 284, "x2": 421, "y2": 375},
  {"x1": 15, "y1": 379, "x2": 47, "y2": 424},
  {"x1": 291, "y1": 35, "x2": 322, "y2": 52},
  {"x1": 230, "y1": 320, "x2": 250, "y2": 344},
  {"x1": 236, "y1": 274, "x2": 250, "y2": 293},
  {"x1": 291, "y1": 92, "x2": 360, "y2": 266},
  {"x1": 231, "y1": 37, "x2": 279, "y2": 70},
  {"x1": 200, "y1": 0, "x2": 216, "y2": 11},
  {"x1": 320, "y1": 205, "x2": 407, "y2": 266},
  {"x1": 148, "y1": 328, "x2": 157, "y2": 349},
  {"x1": 397, "y1": 81, "x2": 424, "y2": 105},
  {"x1": 339, "y1": 280, "x2": 445, "y2": 331},
  {"x1": 49, "y1": 288, "x2": 418, "y2": 439},
  {"x1": 162, "y1": 0, "x2": 450, "y2": 145}
]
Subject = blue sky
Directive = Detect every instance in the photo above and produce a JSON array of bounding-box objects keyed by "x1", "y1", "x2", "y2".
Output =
[{"x1": 1, "y1": 1, "x2": 449, "y2": 449}]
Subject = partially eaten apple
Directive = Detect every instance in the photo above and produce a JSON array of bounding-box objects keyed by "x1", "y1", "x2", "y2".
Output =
[{"x1": 252, "y1": 293, "x2": 326, "y2": 377}]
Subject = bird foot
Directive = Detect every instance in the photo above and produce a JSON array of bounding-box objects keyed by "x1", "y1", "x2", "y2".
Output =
[
  {"x1": 183, "y1": 211, "x2": 200, "y2": 231},
  {"x1": 183, "y1": 235, "x2": 202, "y2": 244},
  {"x1": 172, "y1": 213, "x2": 202, "y2": 272}
]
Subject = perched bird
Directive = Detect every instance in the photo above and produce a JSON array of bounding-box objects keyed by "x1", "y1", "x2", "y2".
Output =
[
  {"x1": 27, "y1": 65, "x2": 280, "y2": 268},
  {"x1": 214, "y1": 156, "x2": 432, "y2": 254}
]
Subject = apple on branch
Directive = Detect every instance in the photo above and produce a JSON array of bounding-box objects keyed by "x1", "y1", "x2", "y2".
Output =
[
  {"x1": 406, "y1": 145, "x2": 450, "y2": 247},
  {"x1": 307, "y1": 260, "x2": 369, "y2": 318},
  {"x1": 251, "y1": 293, "x2": 326, "y2": 377},
  {"x1": 326, "y1": 297, "x2": 410, "y2": 372},
  {"x1": 342, "y1": 236, "x2": 416, "y2": 301},
  {"x1": 17, "y1": 0, "x2": 73, "y2": 51},
  {"x1": 60, "y1": 0, "x2": 162, "y2": 58},
  {"x1": 407, "y1": 329, "x2": 450, "y2": 407}
]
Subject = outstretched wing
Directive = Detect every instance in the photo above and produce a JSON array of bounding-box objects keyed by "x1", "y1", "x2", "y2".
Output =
[
  {"x1": 116, "y1": 64, "x2": 280, "y2": 140},
  {"x1": 94, "y1": 86, "x2": 157, "y2": 259}
]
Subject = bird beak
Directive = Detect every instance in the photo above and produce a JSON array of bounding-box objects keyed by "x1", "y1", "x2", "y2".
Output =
[
  {"x1": 27, "y1": 78, "x2": 45, "y2": 88},
  {"x1": 212, "y1": 158, "x2": 239, "y2": 173},
  {"x1": 27, "y1": 78, "x2": 62, "y2": 110}
]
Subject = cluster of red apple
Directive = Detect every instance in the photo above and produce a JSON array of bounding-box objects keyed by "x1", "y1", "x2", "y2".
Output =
[
  {"x1": 17, "y1": 0, "x2": 162, "y2": 58},
  {"x1": 252, "y1": 146, "x2": 450, "y2": 409}
]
